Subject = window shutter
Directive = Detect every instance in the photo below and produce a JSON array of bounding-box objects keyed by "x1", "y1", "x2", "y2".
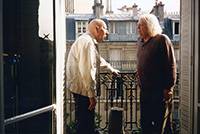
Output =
[{"x1": 180, "y1": 0, "x2": 193, "y2": 133}]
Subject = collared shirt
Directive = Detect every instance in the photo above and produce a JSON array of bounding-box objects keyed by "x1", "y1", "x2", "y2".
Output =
[
  {"x1": 66, "y1": 32, "x2": 116, "y2": 98},
  {"x1": 137, "y1": 34, "x2": 176, "y2": 90}
]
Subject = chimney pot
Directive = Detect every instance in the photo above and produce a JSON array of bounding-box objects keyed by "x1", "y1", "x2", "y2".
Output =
[{"x1": 132, "y1": 3, "x2": 138, "y2": 17}]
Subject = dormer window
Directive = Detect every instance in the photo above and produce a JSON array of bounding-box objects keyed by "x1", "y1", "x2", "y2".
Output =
[
  {"x1": 173, "y1": 21, "x2": 179, "y2": 35},
  {"x1": 109, "y1": 22, "x2": 119, "y2": 34},
  {"x1": 76, "y1": 21, "x2": 88, "y2": 38},
  {"x1": 126, "y1": 22, "x2": 136, "y2": 34}
]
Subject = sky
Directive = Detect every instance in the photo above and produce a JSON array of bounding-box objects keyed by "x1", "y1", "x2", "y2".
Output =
[
  {"x1": 85, "y1": 0, "x2": 180, "y2": 14},
  {"x1": 38, "y1": 0, "x2": 180, "y2": 40},
  {"x1": 39, "y1": 0, "x2": 54, "y2": 40}
]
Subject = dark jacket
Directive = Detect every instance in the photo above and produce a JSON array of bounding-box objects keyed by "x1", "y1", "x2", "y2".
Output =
[{"x1": 137, "y1": 34, "x2": 176, "y2": 91}]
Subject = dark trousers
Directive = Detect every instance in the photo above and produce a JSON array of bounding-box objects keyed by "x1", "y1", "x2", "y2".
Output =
[
  {"x1": 73, "y1": 93, "x2": 95, "y2": 134},
  {"x1": 140, "y1": 89, "x2": 173, "y2": 134}
]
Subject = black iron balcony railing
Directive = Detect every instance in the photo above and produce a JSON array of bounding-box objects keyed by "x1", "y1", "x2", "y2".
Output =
[
  {"x1": 97, "y1": 72, "x2": 140, "y2": 133},
  {"x1": 66, "y1": 72, "x2": 179, "y2": 134}
]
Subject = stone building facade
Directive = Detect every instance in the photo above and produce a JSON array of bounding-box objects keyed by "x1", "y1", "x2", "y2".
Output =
[{"x1": 66, "y1": 1, "x2": 180, "y2": 72}]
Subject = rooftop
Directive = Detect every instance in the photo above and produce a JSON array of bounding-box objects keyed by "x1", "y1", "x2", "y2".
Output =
[{"x1": 66, "y1": 13, "x2": 140, "y2": 21}]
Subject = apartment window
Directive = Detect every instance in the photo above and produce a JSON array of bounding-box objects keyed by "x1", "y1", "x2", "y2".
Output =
[
  {"x1": 126, "y1": 22, "x2": 136, "y2": 34},
  {"x1": 109, "y1": 49, "x2": 121, "y2": 70},
  {"x1": 174, "y1": 22, "x2": 179, "y2": 35},
  {"x1": 76, "y1": 21, "x2": 88, "y2": 37},
  {"x1": 109, "y1": 22, "x2": 119, "y2": 34}
]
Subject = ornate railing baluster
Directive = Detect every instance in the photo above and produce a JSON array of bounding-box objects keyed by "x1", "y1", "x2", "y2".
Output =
[{"x1": 100, "y1": 73, "x2": 110, "y2": 131}]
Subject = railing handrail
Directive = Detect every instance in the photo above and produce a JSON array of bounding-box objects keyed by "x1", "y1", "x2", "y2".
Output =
[
  {"x1": 4, "y1": 104, "x2": 56, "y2": 125},
  {"x1": 100, "y1": 72, "x2": 137, "y2": 74},
  {"x1": 66, "y1": 99, "x2": 179, "y2": 103}
]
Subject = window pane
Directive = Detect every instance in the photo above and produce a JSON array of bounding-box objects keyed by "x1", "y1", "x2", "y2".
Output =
[
  {"x1": 127, "y1": 23, "x2": 130, "y2": 34},
  {"x1": 78, "y1": 27, "x2": 81, "y2": 33},
  {"x1": 175, "y1": 22, "x2": 179, "y2": 34},
  {"x1": 83, "y1": 27, "x2": 86, "y2": 33},
  {"x1": 3, "y1": 0, "x2": 54, "y2": 133},
  {"x1": 82, "y1": 22, "x2": 86, "y2": 26},
  {"x1": 110, "y1": 23, "x2": 113, "y2": 33},
  {"x1": 132, "y1": 22, "x2": 136, "y2": 34},
  {"x1": 115, "y1": 22, "x2": 119, "y2": 33},
  {"x1": 83, "y1": 22, "x2": 86, "y2": 33}
]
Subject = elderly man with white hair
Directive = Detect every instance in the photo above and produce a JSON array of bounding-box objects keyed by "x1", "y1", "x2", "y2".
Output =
[{"x1": 137, "y1": 14, "x2": 176, "y2": 134}]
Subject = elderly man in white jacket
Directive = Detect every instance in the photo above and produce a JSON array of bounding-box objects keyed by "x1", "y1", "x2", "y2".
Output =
[{"x1": 66, "y1": 19, "x2": 119, "y2": 134}]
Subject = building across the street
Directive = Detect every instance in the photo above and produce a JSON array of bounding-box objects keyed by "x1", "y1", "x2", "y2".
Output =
[
  {"x1": 65, "y1": 0, "x2": 179, "y2": 72},
  {"x1": 65, "y1": 0, "x2": 180, "y2": 132}
]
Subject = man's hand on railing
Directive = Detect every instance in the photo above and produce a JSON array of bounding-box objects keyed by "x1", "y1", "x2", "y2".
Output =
[
  {"x1": 134, "y1": 70, "x2": 138, "y2": 77},
  {"x1": 112, "y1": 69, "x2": 120, "y2": 79}
]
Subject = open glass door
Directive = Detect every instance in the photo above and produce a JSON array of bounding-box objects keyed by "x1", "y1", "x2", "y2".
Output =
[{"x1": 3, "y1": 0, "x2": 56, "y2": 133}]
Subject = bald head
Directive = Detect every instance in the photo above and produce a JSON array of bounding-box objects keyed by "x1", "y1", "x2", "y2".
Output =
[
  {"x1": 88, "y1": 19, "x2": 105, "y2": 32},
  {"x1": 88, "y1": 19, "x2": 108, "y2": 42}
]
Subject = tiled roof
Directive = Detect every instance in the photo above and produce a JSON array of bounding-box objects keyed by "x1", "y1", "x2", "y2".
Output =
[
  {"x1": 102, "y1": 14, "x2": 139, "y2": 21},
  {"x1": 66, "y1": 13, "x2": 139, "y2": 21},
  {"x1": 66, "y1": 14, "x2": 94, "y2": 20}
]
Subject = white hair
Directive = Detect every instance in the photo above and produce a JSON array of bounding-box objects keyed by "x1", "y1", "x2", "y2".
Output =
[{"x1": 140, "y1": 14, "x2": 163, "y2": 37}]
